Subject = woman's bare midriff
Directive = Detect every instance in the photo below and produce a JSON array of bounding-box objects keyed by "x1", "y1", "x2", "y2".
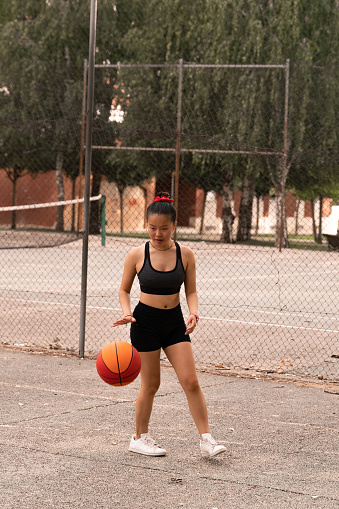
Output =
[{"x1": 140, "y1": 291, "x2": 180, "y2": 309}]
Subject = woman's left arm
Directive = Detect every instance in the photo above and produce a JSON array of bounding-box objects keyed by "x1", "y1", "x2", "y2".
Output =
[{"x1": 183, "y1": 247, "x2": 199, "y2": 335}]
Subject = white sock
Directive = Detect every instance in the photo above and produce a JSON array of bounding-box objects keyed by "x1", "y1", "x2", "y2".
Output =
[{"x1": 201, "y1": 433, "x2": 212, "y2": 440}]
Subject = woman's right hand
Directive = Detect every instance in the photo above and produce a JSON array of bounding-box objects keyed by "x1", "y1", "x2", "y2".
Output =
[{"x1": 112, "y1": 315, "x2": 136, "y2": 327}]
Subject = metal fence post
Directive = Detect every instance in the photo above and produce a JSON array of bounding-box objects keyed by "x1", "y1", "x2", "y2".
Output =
[
  {"x1": 79, "y1": 0, "x2": 97, "y2": 358},
  {"x1": 174, "y1": 58, "x2": 183, "y2": 241},
  {"x1": 279, "y1": 58, "x2": 290, "y2": 252},
  {"x1": 101, "y1": 195, "x2": 106, "y2": 247},
  {"x1": 77, "y1": 59, "x2": 88, "y2": 237}
]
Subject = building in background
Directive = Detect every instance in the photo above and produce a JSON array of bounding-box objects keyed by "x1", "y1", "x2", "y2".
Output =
[{"x1": 0, "y1": 170, "x2": 334, "y2": 238}]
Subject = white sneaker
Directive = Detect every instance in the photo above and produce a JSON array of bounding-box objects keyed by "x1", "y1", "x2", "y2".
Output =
[
  {"x1": 128, "y1": 433, "x2": 166, "y2": 456},
  {"x1": 200, "y1": 433, "x2": 227, "y2": 458}
]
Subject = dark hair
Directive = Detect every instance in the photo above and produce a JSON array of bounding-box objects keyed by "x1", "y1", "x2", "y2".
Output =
[{"x1": 146, "y1": 192, "x2": 177, "y2": 223}]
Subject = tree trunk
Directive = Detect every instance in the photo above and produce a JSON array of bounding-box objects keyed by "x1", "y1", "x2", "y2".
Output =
[
  {"x1": 317, "y1": 196, "x2": 323, "y2": 244},
  {"x1": 56, "y1": 151, "x2": 65, "y2": 232},
  {"x1": 274, "y1": 181, "x2": 289, "y2": 248},
  {"x1": 89, "y1": 171, "x2": 102, "y2": 234},
  {"x1": 117, "y1": 183, "x2": 125, "y2": 233},
  {"x1": 236, "y1": 174, "x2": 255, "y2": 241},
  {"x1": 199, "y1": 190, "x2": 207, "y2": 235},
  {"x1": 6, "y1": 167, "x2": 25, "y2": 230},
  {"x1": 71, "y1": 178, "x2": 76, "y2": 232},
  {"x1": 294, "y1": 196, "x2": 300, "y2": 236},
  {"x1": 220, "y1": 171, "x2": 234, "y2": 243},
  {"x1": 267, "y1": 156, "x2": 291, "y2": 249},
  {"x1": 255, "y1": 195, "x2": 260, "y2": 235},
  {"x1": 142, "y1": 186, "x2": 147, "y2": 229},
  {"x1": 10, "y1": 170, "x2": 18, "y2": 230},
  {"x1": 310, "y1": 199, "x2": 317, "y2": 242}
]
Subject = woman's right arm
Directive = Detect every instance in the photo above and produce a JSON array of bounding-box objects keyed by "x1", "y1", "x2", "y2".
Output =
[{"x1": 112, "y1": 249, "x2": 138, "y2": 327}]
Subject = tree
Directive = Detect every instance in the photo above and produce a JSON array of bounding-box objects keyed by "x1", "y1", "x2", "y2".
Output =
[
  {"x1": 117, "y1": 0, "x2": 264, "y2": 241},
  {"x1": 0, "y1": 105, "x2": 34, "y2": 229},
  {"x1": 253, "y1": 167, "x2": 273, "y2": 236},
  {"x1": 105, "y1": 151, "x2": 154, "y2": 233},
  {"x1": 0, "y1": 0, "x2": 135, "y2": 232},
  {"x1": 0, "y1": 1, "x2": 84, "y2": 230},
  {"x1": 2, "y1": 0, "x2": 338, "y2": 244},
  {"x1": 118, "y1": 0, "x2": 339, "y2": 245},
  {"x1": 236, "y1": 170, "x2": 256, "y2": 242},
  {"x1": 0, "y1": 8, "x2": 47, "y2": 227},
  {"x1": 263, "y1": 1, "x2": 339, "y2": 247},
  {"x1": 181, "y1": 153, "x2": 222, "y2": 234},
  {"x1": 289, "y1": 159, "x2": 339, "y2": 243}
]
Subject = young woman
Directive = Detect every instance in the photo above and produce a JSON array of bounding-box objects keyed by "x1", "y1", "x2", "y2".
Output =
[{"x1": 113, "y1": 193, "x2": 226, "y2": 458}]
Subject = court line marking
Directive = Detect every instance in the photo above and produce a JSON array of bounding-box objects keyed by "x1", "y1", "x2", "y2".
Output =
[
  {"x1": 0, "y1": 381, "x2": 131, "y2": 401},
  {"x1": 0, "y1": 297, "x2": 338, "y2": 334},
  {"x1": 197, "y1": 271, "x2": 338, "y2": 282},
  {"x1": 0, "y1": 296, "x2": 121, "y2": 311},
  {"x1": 217, "y1": 306, "x2": 339, "y2": 320},
  {"x1": 1, "y1": 294, "x2": 338, "y2": 321},
  {"x1": 1, "y1": 294, "x2": 337, "y2": 316},
  {"x1": 199, "y1": 316, "x2": 339, "y2": 334}
]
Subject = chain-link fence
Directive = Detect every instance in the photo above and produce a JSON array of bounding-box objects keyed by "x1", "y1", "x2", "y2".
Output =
[{"x1": 1, "y1": 1, "x2": 338, "y2": 381}]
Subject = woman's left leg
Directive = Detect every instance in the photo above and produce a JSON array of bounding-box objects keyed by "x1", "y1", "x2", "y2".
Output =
[{"x1": 164, "y1": 341, "x2": 209, "y2": 437}]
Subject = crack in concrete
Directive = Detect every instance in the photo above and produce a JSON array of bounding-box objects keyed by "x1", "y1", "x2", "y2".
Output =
[
  {"x1": 1, "y1": 400, "x2": 132, "y2": 426},
  {"x1": 1, "y1": 379, "x2": 228, "y2": 400},
  {"x1": 0, "y1": 381, "x2": 136, "y2": 401},
  {"x1": 198, "y1": 473, "x2": 339, "y2": 503}
]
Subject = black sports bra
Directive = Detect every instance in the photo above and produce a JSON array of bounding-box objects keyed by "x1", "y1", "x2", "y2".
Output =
[{"x1": 137, "y1": 241, "x2": 185, "y2": 295}]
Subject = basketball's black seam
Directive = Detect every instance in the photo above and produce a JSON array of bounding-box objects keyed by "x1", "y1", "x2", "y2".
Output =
[
  {"x1": 100, "y1": 351, "x2": 113, "y2": 372},
  {"x1": 98, "y1": 354, "x2": 119, "y2": 381},
  {"x1": 121, "y1": 347, "x2": 134, "y2": 374},
  {"x1": 121, "y1": 349, "x2": 140, "y2": 380},
  {"x1": 102, "y1": 365, "x2": 140, "y2": 382},
  {"x1": 115, "y1": 342, "x2": 123, "y2": 386},
  {"x1": 99, "y1": 343, "x2": 140, "y2": 384},
  {"x1": 122, "y1": 366, "x2": 141, "y2": 379}
]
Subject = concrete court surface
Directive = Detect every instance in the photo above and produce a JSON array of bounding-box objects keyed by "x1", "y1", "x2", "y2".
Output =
[{"x1": 1, "y1": 348, "x2": 338, "y2": 509}]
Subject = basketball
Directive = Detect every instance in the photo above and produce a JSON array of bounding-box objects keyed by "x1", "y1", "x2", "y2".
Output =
[{"x1": 96, "y1": 341, "x2": 141, "y2": 386}]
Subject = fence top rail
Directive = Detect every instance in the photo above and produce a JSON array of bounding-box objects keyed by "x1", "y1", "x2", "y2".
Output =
[
  {"x1": 184, "y1": 63, "x2": 286, "y2": 69},
  {"x1": 91, "y1": 145, "x2": 283, "y2": 156},
  {"x1": 94, "y1": 62, "x2": 287, "y2": 70}
]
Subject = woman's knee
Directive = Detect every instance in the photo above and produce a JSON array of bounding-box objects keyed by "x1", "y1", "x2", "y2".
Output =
[
  {"x1": 140, "y1": 378, "x2": 160, "y2": 396},
  {"x1": 179, "y1": 375, "x2": 200, "y2": 393}
]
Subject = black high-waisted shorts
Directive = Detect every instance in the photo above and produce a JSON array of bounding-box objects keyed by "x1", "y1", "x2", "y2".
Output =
[{"x1": 130, "y1": 301, "x2": 191, "y2": 352}]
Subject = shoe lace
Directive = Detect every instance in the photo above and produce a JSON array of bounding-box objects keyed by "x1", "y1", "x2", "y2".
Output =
[
  {"x1": 143, "y1": 436, "x2": 158, "y2": 448},
  {"x1": 204, "y1": 436, "x2": 216, "y2": 447}
]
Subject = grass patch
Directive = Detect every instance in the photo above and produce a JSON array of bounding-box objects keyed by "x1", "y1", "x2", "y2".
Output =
[
  {"x1": 237, "y1": 236, "x2": 329, "y2": 251},
  {"x1": 106, "y1": 231, "x2": 331, "y2": 251},
  {"x1": 107, "y1": 232, "x2": 149, "y2": 239}
]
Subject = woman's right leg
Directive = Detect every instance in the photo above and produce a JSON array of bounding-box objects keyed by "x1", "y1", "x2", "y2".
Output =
[{"x1": 135, "y1": 349, "x2": 161, "y2": 438}]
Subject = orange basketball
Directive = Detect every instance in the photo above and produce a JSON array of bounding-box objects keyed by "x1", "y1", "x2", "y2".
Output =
[{"x1": 96, "y1": 341, "x2": 141, "y2": 386}]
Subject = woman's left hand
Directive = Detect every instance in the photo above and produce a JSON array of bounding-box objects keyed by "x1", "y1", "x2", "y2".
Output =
[
  {"x1": 185, "y1": 314, "x2": 197, "y2": 335},
  {"x1": 112, "y1": 315, "x2": 136, "y2": 327}
]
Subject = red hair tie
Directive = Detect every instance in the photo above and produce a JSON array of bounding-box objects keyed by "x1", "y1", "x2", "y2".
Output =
[{"x1": 154, "y1": 196, "x2": 174, "y2": 203}]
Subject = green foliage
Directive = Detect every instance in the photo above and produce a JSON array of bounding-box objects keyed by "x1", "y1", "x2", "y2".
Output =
[
  {"x1": 106, "y1": 150, "x2": 153, "y2": 189},
  {"x1": 116, "y1": 0, "x2": 339, "y2": 206},
  {"x1": 0, "y1": 0, "x2": 338, "y2": 213},
  {"x1": 0, "y1": 0, "x2": 134, "y2": 181}
]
